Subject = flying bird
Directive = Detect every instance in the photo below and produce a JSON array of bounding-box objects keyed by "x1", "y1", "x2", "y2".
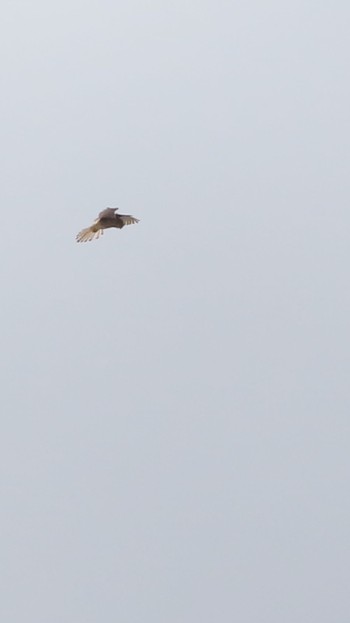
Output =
[{"x1": 76, "y1": 207, "x2": 139, "y2": 243}]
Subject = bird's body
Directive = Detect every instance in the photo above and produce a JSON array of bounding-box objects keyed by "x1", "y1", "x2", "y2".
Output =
[{"x1": 76, "y1": 207, "x2": 139, "y2": 242}]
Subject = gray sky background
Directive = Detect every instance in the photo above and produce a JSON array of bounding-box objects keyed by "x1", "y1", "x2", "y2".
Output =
[{"x1": 1, "y1": 1, "x2": 349, "y2": 621}]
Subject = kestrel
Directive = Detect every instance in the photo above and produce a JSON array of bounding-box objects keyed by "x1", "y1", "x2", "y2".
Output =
[{"x1": 76, "y1": 207, "x2": 139, "y2": 243}]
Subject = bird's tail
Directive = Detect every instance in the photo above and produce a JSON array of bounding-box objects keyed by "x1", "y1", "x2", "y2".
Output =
[{"x1": 76, "y1": 227, "x2": 104, "y2": 243}]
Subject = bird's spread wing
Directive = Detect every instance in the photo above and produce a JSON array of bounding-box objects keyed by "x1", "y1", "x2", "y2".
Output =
[
  {"x1": 76, "y1": 224, "x2": 104, "y2": 243},
  {"x1": 118, "y1": 214, "x2": 140, "y2": 226}
]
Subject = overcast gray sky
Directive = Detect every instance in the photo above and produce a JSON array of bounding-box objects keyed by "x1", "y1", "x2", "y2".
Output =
[{"x1": 1, "y1": 1, "x2": 350, "y2": 621}]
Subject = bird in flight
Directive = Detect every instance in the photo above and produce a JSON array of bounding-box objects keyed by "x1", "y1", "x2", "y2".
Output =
[{"x1": 76, "y1": 207, "x2": 140, "y2": 242}]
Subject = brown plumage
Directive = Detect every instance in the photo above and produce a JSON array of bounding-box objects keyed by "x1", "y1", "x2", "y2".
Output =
[{"x1": 76, "y1": 207, "x2": 139, "y2": 243}]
